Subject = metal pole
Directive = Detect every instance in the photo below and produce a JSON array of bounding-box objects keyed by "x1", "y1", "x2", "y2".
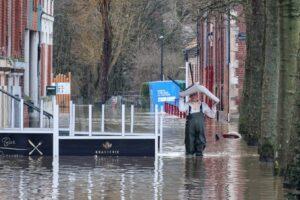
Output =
[
  {"x1": 101, "y1": 104, "x2": 105, "y2": 133},
  {"x1": 20, "y1": 99, "x2": 24, "y2": 130},
  {"x1": 53, "y1": 104, "x2": 59, "y2": 157},
  {"x1": 69, "y1": 101, "x2": 73, "y2": 135},
  {"x1": 40, "y1": 99, "x2": 44, "y2": 128},
  {"x1": 122, "y1": 104, "x2": 125, "y2": 136},
  {"x1": 130, "y1": 105, "x2": 134, "y2": 133},
  {"x1": 155, "y1": 104, "x2": 158, "y2": 156},
  {"x1": 72, "y1": 103, "x2": 75, "y2": 135},
  {"x1": 11, "y1": 98, "x2": 14, "y2": 128},
  {"x1": 88, "y1": 104, "x2": 92, "y2": 136},
  {"x1": 160, "y1": 36, "x2": 164, "y2": 81},
  {"x1": 159, "y1": 106, "x2": 163, "y2": 154}
]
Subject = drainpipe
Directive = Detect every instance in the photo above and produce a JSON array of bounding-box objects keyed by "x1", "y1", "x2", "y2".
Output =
[{"x1": 227, "y1": 11, "x2": 231, "y2": 121}]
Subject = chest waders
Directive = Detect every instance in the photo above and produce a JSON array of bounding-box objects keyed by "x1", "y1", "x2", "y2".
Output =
[{"x1": 185, "y1": 103, "x2": 206, "y2": 155}]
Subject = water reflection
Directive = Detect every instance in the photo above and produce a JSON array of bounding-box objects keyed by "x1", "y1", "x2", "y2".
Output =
[{"x1": 0, "y1": 119, "x2": 288, "y2": 199}]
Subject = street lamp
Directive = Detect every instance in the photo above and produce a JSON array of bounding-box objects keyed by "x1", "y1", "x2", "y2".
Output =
[{"x1": 159, "y1": 35, "x2": 164, "y2": 81}]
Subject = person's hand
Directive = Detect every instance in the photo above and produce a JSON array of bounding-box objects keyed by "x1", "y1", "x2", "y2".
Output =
[{"x1": 179, "y1": 92, "x2": 185, "y2": 97}]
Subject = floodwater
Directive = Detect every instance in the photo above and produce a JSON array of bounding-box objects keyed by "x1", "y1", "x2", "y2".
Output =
[{"x1": 0, "y1": 112, "x2": 288, "y2": 199}]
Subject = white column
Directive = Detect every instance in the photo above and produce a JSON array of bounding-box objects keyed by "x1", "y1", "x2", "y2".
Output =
[
  {"x1": 24, "y1": 30, "x2": 30, "y2": 96},
  {"x1": 130, "y1": 105, "x2": 134, "y2": 133},
  {"x1": 121, "y1": 104, "x2": 125, "y2": 136},
  {"x1": 88, "y1": 105, "x2": 92, "y2": 136},
  {"x1": 30, "y1": 32, "x2": 39, "y2": 105}
]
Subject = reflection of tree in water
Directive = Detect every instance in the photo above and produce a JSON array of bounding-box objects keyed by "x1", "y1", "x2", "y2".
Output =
[{"x1": 184, "y1": 157, "x2": 205, "y2": 199}]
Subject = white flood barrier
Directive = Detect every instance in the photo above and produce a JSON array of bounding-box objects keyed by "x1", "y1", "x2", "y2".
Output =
[{"x1": 0, "y1": 100, "x2": 164, "y2": 157}]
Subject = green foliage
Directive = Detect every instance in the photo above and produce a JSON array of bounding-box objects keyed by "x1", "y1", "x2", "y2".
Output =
[{"x1": 140, "y1": 82, "x2": 149, "y2": 98}]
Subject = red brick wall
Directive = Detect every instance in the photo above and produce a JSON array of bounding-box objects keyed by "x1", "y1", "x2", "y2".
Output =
[
  {"x1": 0, "y1": 0, "x2": 27, "y2": 58},
  {"x1": 0, "y1": 0, "x2": 8, "y2": 56},
  {"x1": 236, "y1": 6, "x2": 246, "y2": 105}
]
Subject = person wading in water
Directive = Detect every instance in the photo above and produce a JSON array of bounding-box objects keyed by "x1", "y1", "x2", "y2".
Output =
[{"x1": 179, "y1": 91, "x2": 218, "y2": 156}]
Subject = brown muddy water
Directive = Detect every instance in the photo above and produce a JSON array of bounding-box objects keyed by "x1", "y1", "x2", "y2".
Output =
[{"x1": 0, "y1": 112, "x2": 288, "y2": 199}]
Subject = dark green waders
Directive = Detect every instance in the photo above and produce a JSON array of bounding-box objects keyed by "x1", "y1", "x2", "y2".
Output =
[{"x1": 185, "y1": 105, "x2": 206, "y2": 155}]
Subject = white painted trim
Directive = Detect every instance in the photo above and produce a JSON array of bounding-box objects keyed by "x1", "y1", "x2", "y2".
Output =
[
  {"x1": 59, "y1": 136, "x2": 156, "y2": 140},
  {"x1": 0, "y1": 128, "x2": 53, "y2": 134}
]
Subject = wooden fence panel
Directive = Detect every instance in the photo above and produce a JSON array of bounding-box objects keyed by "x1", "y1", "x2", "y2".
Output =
[{"x1": 53, "y1": 72, "x2": 71, "y2": 113}]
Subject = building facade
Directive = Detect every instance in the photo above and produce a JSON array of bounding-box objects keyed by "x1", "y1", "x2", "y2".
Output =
[
  {"x1": 0, "y1": 0, "x2": 54, "y2": 127},
  {"x1": 185, "y1": 7, "x2": 246, "y2": 121}
]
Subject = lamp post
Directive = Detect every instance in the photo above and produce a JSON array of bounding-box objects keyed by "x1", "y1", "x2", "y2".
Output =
[{"x1": 159, "y1": 35, "x2": 164, "y2": 81}]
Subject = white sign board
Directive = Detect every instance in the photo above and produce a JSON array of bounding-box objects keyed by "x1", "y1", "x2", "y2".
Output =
[{"x1": 56, "y1": 82, "x2": 70, "y2": 94}]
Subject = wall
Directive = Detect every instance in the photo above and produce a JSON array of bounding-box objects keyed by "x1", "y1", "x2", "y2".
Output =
[{"x1": 185, "y1": 7, "x2": 246, "y2": 121}]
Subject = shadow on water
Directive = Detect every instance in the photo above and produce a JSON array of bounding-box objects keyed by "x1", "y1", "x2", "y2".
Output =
[{"x1": 0, "y1": 113, "x2": 295, "y2": 199}]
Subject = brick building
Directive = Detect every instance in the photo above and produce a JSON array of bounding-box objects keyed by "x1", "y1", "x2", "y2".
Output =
[
  {"x1": 184, "y1": 7, "x2": 246, "y2": 121},
  {"x1": 0, "y1": 0, "x2": 54, "y2": 126}
]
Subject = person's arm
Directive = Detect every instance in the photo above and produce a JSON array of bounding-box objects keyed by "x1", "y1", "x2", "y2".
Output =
[
  {"x1": 179, "y1": 97, "x2": 189, "y2": 112},
  {"x1": 202, "y1": 102, "x2": 217, "y2": 118}
]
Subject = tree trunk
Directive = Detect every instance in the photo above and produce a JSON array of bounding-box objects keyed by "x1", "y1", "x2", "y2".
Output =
[
  {"x1": 259, "y1": 0, "x2": 280, "y2": 162},
  {"x1": 278, "y1": 0, "x2": 300, "y2": 189},
  {"x1": 277, "y1": 0, "x2": 300, "y2": 174},
  {"x1": 239, "y1": 0, "x2": 265, "y2": 146},
  {"x1": 99, "y1": 0, "x2": 112, "y2": 103}
]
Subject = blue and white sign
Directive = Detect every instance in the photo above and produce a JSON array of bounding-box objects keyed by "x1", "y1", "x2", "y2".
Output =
[
  {"x1": 149, "y1": 81, "x2": 181, "y2": 112},
  {"x1": 55, "y1": 82, "x2": 70, "y2": 95}
]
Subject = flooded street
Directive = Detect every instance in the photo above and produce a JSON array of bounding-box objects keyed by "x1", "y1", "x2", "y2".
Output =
[{"x1": 0, "y1": 113, "x2": 286, "y2": 199}]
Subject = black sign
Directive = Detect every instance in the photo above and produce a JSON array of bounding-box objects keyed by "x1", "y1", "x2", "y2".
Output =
[
  {"x1": 46, "y1": 86, "x2": 56, "y2": 96},
  {"x1": 238, "y1": 32, "x2": 246, "y2": 41}
]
